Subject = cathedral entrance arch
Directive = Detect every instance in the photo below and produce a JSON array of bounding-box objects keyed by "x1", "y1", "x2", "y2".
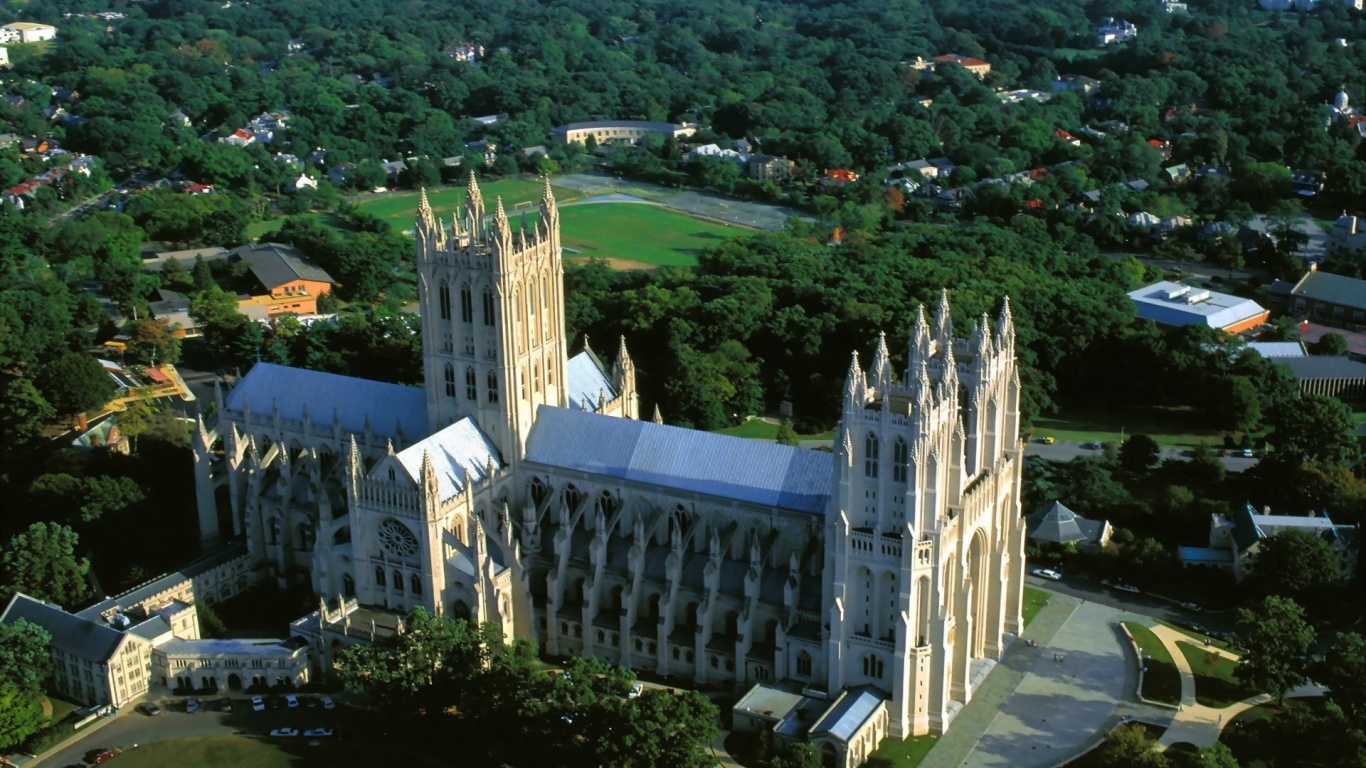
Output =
[
  {"x1": 227, "y1": 674, "x2": 242, "y2": 691},
  {"x1": 452, "y1": 600, "x2": 472, "y2": 623},
  {"x1": 966, "y1": 531, "x2": 988, "y2": 658}
]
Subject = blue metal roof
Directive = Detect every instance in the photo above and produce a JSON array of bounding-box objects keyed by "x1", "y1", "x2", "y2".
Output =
[
  {"x1": 810, "y1": 685, "x2": 888, "y2": 742},
  {"x1": 224, "y1": 363, "x2": 427, "y2": 440},
  {"x1": 393, "y1": 417, "x2": 501, "y2": 499},
  {"x1": 565, "y1": 350, "x2": 615, "y2": 411},
  {"x1": 1128, "y1": 281, "x2": 1267, "y2": 330},
  {"x1": 524, "y1": 407, "x2": 833, "y2": 514}
]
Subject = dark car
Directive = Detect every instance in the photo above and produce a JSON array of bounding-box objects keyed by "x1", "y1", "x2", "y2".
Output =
[
  {"x1": 139, "y1": 702, "x2": 162, "y2": 716},
  {"x1": 218, "y1": 698, "x2": 233, "y2": 712}
]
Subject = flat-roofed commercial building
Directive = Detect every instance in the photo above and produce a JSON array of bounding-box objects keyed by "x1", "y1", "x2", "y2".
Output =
[{"x1": 1128, "y1": 281, "x2": 1270, "y2": 333}]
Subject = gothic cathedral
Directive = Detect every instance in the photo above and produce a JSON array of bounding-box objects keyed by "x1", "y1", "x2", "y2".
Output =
[{"x1": 192, "y1": 174, "x2": 1025, "y2": 765}]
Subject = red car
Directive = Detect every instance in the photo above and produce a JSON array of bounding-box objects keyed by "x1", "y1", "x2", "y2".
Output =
[{"x1": 87, "y1": 748, "x2": 118, "y2": 764}]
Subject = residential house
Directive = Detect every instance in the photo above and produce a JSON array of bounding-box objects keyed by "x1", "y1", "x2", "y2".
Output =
[
  {"x1": 472, "y1": 113, "x2": 506, "y2": 126},
  {"x1": 0, "y1": 46, "x2": 9, "y2": 67},
  {"x1": 733, "y1": 682, "x2": 890, "y2": 768},
  {"x1": 148, "y1": 289, "x2": 199, "y2": 338},
  {"x1": 886, "y1": 159, "x2": 937, "y2": 180},
  {"x1": 1163, "y1": 164, "x2": 1190, "y2": 184},
  {"x1": 686, "y1": 143, "x2": 749, "y2": 165},
  {"x1": 1328, "y1": 213, "x2": 1366, "y2": 252},
  {"x1": 328, "y1": 163, "x2": 353, "y2": 186},
  {"x1": 287, "y1": 173, "x2": 317, "y2": 193},
  {"x1": 1204, "y1": 504, "x2": 1358, "y2": 582},
  {"x1": 1054, "y1": 129, "x2": 1081, "y2": 146},
  {"x1": 220, "y1": 129, "x2": 255, "y2": 147},
  {"x1": 932, "y1": 54, "x2": 991, "y2": 78},
  {"x1": 998, "y1": 89, "x2": 1050, "y2": 104},
  {"x1": 1161, "y1": 0, "x2": 1189, "y2": 12},
  {"x1": 1128, "y1": 281, "x2": 1270, "y2": 333},
  {"x1": 749, "y1": 154, "x2": 796, "y2": 181},
  {"x1": 824, "y1": 169, "x2": 859, "y2": 185},
  {"x1": 1126, "y1": 211, "x2": 1161, "y2": 230},
  {"x1": 380, "y1": 159, "x2": 407, "y2": 182},
  {"x1": 1096, "y1": 18, "x2": 1138, "y2": 45},
  {"x1": 168, "y1": 109, "x2": 191, "y2": 127},
  {"x1": 521, "y1": 145, "x2": 549, "y2": 160},
  {"x1": 550, "y1": 120, "x2": 697, "y2": 146},
  {"x1": 1053, "y1": 75, "x2": 1101, "y2": 95},
  {"x1": 1291, "y1": 169, "x2": 1325, "y2": 197},
  {"x1": 467, "y1": 140, "x2": 497, "y2": 166},
  {"x1": 1267, "y1": 267, "x2": 1366, "y2": 329}
]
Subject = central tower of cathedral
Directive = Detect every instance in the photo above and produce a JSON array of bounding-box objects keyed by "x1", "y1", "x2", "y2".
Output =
[{"x1": 415, "y1": 175, "x2": 570, "y2": 462}]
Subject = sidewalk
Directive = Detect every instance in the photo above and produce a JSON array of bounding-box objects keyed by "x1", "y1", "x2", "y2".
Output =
[
  {"x1": 918, "y1": 592, "x2": 1081, "y2": 768},
  {"x1": 1147, "y1": 624, "x2": 1326, "y2": 750}
]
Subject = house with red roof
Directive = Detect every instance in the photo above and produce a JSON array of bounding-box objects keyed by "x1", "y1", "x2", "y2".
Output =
[{"x1": 1054, "y1": 129, "x2": 1081, "y2": 146}]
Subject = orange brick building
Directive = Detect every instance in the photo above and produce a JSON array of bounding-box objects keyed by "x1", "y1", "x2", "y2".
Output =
[{"x1": 231, "y1": 243, "x2": 336, "y2": 317}]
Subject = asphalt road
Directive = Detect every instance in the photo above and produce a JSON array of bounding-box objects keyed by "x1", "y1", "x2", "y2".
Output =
[
  {"x1": 1024, "y1": 439, "x2": 1258, "y2": 472},
  {"x1": 1024, "y1": 573, "x2": 1237, "y2": 635}
]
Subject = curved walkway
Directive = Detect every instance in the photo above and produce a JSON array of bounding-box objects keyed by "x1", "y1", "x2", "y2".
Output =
[{"x1": 1146, "y1": 624, "x2": 1325, "y2": 750}]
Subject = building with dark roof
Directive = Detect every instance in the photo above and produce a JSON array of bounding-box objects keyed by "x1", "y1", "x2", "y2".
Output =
[
  {"x1": 228, "y1": 242, "x2": 336, "y2": 317},
  {"x1": 1025, "y1": 501, "x2": 1112, "y2": 547},
  {"x1": 1268, "y1": 268, "x2": 1366, "y2": 331},
  {"x1": 1273, "y1": 356, "x2": 1366, "y2": 399}
]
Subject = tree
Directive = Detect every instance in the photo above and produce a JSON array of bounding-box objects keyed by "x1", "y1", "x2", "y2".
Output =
[
  {"x1": 1193, "y1": 743, "x2": 1241, "y2": 768},
  {"x1": 191, "y1": 255, "x2": 215, "y2": 292},
  {"x1": 1119, "y1": 434, "x2": 1161, "y2": 471},
  {"x1": 1266, "y1": 393, "x2": 1356, "y2": 465},
  {"x1": 1313, "y1": 632, "x2": 1366, "y2": 720},
  {"x1": 1234, "y1": 595, "x2": 1315, "y2": 705},
  {"x1": 0, "y1": 523, "x2": 91, "y2": 608},
  {"x1": 593, "y1": 688, "x2": 720, "y2": 768},
  {"x1": 771, "y1": 744, "x2": 823, "y2": 768},
  {"x1": 1310, "y1": 333, "x2": 1349, "y2": 357},
  {"x1": 775, "y1": 419, "x2": 799, "y2": 446},
  {"x1": 116, "y1": 394, "x2": 162, "y2": 454},
  {"x1": 1094, "y1": 722, "x2": 1169, "y2": 768},
  {"x1": 34, "y1": 353, "x2": 116, "y2": 417},
  {"x1": 0, "y1": 377, "x2": 55, "y2": 447},
  {"x1": 333, "y1": 609, "x2": 501, "y2": 709},
  {"x1": 126, "y1": 319, "x2": 182, "y2": 366},
  {"x1": 1248, "y1": 528, "x2": 1341, "y2": 606},
  {"x1": 0, "y1": 683, "x2": 46, "y2": 752},
  {"x1": 0, "y1": 618, "x2": 53, "y2": 694}
]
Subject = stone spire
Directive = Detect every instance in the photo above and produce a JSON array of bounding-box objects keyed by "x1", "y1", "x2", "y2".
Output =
[
  {"x1": 420, "y1": 449, "x2": 441, "y2": 501},
  {"x1": 908, "y1": 304, "x2": 932, "y2": 376},
  {"x1": 652, "y1": 404, "x2": 663, "y2": 425},
  {"x1": 539, "y1": 175, "x2": 558, "y2": 239},
  {"x1": 933, "y1": 288, "x2": 953, "y2": 350},
  {"x1": 995, "y1": 296, "x2": 1015, "y2": 354},
  {"x1": 466, "y1": 171, "x2": 485, "y2": 240},
  {"x1": 869, "y1": 331, "x2": 890, "y2": 392},
  {"x1": 416, "y1": 187, "x2": 435, "y2": 234}
]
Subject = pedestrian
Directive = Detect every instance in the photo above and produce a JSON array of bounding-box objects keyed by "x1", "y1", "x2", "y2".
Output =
[{"x1": 1218, "y1": 715, "x2": 1223, "y2": 725}]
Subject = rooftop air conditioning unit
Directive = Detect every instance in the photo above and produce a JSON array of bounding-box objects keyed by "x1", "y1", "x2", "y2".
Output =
[
  {"x1": 1162, "y1": 285, "x2": 1190, "y2": 300},
  {"x1": 1186, "y1": 290, "x2": 1210, "y2": 304}
]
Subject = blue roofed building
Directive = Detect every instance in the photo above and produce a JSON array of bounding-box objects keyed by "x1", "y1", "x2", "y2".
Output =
[
  {"x1": 190, "y1": 177, "x2": 1027, "y2": 762},
  {"x1": 1128, "y1": 281, "x2": 1270, "y2": 333}
]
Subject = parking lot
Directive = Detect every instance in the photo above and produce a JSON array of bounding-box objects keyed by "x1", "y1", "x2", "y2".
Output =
[{"x1": 33, "y1": 693, "x2": 353, "y2": 768}]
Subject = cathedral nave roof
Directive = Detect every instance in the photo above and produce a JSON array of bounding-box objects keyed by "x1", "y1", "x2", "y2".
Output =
[
  {"x1": 392, "y1": 417, "x2": 502, "y2": 500},
  {"x1": 524, "y1": 407, "x2": 832, "y2": 514},
  {"x1": 224, "y1": 363, "x2": 426, "y2": 440},
  {"x1": 565, "y1": 348, "x2": 617, "y2": 412}
]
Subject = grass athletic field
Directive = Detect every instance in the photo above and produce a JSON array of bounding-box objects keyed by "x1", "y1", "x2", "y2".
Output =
[{"x1": 248, "y1": 181, "x2": 750, "y2": 269}]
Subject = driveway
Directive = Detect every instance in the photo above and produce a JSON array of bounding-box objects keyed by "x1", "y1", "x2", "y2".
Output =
[{"x1": 1024, "y1": 439, "x2": 1257, "y2": 472}]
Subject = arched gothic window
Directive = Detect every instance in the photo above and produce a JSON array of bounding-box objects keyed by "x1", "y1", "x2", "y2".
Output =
[
  {"x1": 541, "y1": 276, "x2": 548, "y2": 308},
  {"x1": 519, "y1": 370, "x2": 527, "y2": 399},
  {"x1": 529, "y1": 282, "x2": 537, "y2": 318},
  {"x1": 393, "y1": 570, "x2": 404, "y2": 592},
  {"x1": 865, "y1": 433, "x2": 880, "y2": 478},
  {"x1": 375, "y1": 566, "x2": 386, "y2": 587},
  {"x1": 563, "y1": 484, "x2": 584, "y2": 512},
  {"x1": 487, "y1": 370, "x2": 499, "y2": 403},
  {"x1": 533, "y1": 362, "x2": 541, "y2": 393},
  {"x1": 410, "y1": 574, "x2": 422, "y2": 595},
  {"x1": 862, "y1": 654, "x2": 883, "y2": 679},
  {"x1": 796, "y1": 651, "x2": 812, "y2": 676},
  {"x1": 438, "y1": 281, "x2": 451, "y2": 320},
  {"x1": 268, "y1": 518, "x2": 280, "y2": 545},
  {"x1": 460, "y1": 284, "x2": 473, "y2": 323},
  {"x1": 482, "y1": 287, "x2": 495, "y2": 326},
  {"x1": 529, "y1": 477, "x2": 550, "y2": 508},
  {"x1": 893, "y1": 437, "x2": 908, "y2": 483},
  {"x1": 444, "y1": 363, "x2": 456, "y2": 398},
  {"x1": 465, "y1": 366, "x2": 477, "y2": 400}
]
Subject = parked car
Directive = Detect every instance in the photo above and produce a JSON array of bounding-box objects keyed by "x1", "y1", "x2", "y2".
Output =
[
  {"x1": 139, "y1": 703, "x2": 161, "y2": 716},
  {"x1": 285, "y1": 694, "x2": 299, "y2": 708},
  {"x1": 1080, "y1": 441, "x2": 1101, "y2": 450},
  {"x1": 87, "y1": 748, "x2": 118, "y2": 764},
  {"x1": 627, "y1": 683, "x2": 644, "y2": 699},
  {"x1": 1040, "y1": 436, "x2": 1057, "y2": 445},
  {"x1": 218, "y1": 698, "x2": 232, "y2": 712},
  {"x1": 185, "y1": 697, "x2": 199, "y2": 714},
  {"x1": 1241, "y1": 448, "x2": 1254, "y2": 458},
  {"x1": 251, "y1": 695, "x2": 266, "y2": 712},
  {"x1": 304, "y1": 696, "x2": 318, "y2": 709},
  {"x1": 270, "y1": 727, "x2": 300, "y2": 738},
  {"x1": 320, "y1": 695, "x2": 336, "y2": 710},
  {"x1": 303, "y1": 727, "x2": 334, "y2": 738},
  {"x1": 1030, "y1": 568, "x2": 1062, "y2": 581},
  {"x1": 1112, "y1": 583, "x2": 1141, "y2": 594}
]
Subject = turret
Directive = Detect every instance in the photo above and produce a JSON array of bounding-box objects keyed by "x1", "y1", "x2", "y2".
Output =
[
  {"x1": 995, "y1": 296, "x2": 1015, "y2": 356},
  {"x1": 933, "y1": 288, "x2": 953, "y2": 351},
  {"x1": 907, "y1": 305, "x2": 932, "y2": 381},
  {"x1": 869, "y1": 331, "x2": 891, "y2": 393},
  {"x1": 466, "y1": 171, "x2": 485, "y2": 242}
]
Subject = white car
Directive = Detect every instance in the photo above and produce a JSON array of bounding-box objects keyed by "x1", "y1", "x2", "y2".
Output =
[
  {"x1": 627, "y1": 683, "x2": 643, "y2": 699},
  {"x1": 251, "y1": 695, "x2": 266, "y2": 712},
  {"x1": 320, "y1": 696, "x2": 336, "y2": 710},
  {"x1": 270, "y1": 727, "x2": 300, "y2": 738},
  {"x1": 303, "y1": 727, "x2": 334, "y2": 738},
  {"x1": 1030, "y1": 568, "x2": 1062, "y2": 581},
  {"x1": 1113, "y1": 583, "x2": 1141, "y2": 594},
  {"x1": 285, "y1": 694, "x2": 299, "y2": 708}
]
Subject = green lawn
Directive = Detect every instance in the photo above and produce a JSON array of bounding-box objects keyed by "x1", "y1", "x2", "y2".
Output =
[
  {"x1": 1022, "y1": 587, "x2": 1049, "y2": 628},
  {"x1": 1122, "y1": 621, "x2": 1181, "y2": 706},
  {"x1": 355, "y1": 178, "x2": 574, "y2": 228},
  {"x1": 1033, "y1": 406, "x2": 1227, "y2": 448},
  {"x1": 1154, "y1": 619, "x2": 1236, "y2": 653},
  {"x1": 867, "y1": 732, "x2": 940, "y2": 768},
  {"x1": 1177, "y1": 642, "x2": 1257, "y2": 708},
  {"x1": 716, "y1": 418, "x2": 837, "y2": 442},
  {"x1": 44, "y1": 694, "x2": 82, "y2": 724}
]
